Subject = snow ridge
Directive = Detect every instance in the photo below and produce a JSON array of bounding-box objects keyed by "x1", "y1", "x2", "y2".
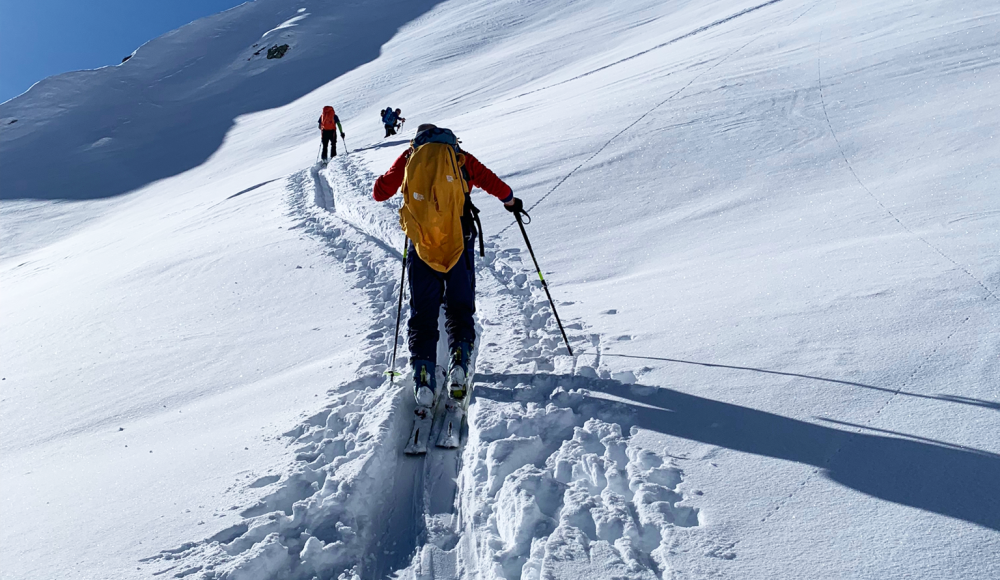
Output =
[
  {"x1": 453, "y1": 384, "x2": 704, "y2": 580},
  {"x1": 142, "y1": 162, "x2": 414, "y2": 579}
]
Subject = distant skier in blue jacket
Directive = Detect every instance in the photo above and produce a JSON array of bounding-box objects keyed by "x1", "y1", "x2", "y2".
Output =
[{"x1": 381, "y1": 107, "x2": 405, "y2": 138}]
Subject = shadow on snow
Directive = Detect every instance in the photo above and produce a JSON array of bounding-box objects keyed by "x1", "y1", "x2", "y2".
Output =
[
  {"x1": 348, "y1": 138, "x2": 411, "y2": 154},
  {"x1": 599, "y1": 353, "x2": 1000, "y2": 411},
  {"x1": 474, "y1": 371, "x2": 1000, "y2": 532}
]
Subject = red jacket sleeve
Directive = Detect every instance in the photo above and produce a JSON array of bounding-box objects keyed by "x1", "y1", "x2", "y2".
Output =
[
  {"x1": 372, "y1": 149, "x2": 411, "y2": 201},
  {"x1": 464, "y1": 152, "x2": 513, "y2": 202},
  {"x1": 374, "y1": 149, "x2": 512, "y2": 203}
]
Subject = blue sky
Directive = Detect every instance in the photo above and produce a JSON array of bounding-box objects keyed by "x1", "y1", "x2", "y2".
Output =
[{"x1": 0, "y1": 0, "x2": 246, "y2": 103}]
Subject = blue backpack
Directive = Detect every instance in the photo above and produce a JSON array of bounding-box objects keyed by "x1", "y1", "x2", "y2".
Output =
[
  {"x1": 382, "y1": 107, "x2": 397, "y2": 125},
  {"x1": 412, "y1": 126, "x2": 459, "y2": 149}
]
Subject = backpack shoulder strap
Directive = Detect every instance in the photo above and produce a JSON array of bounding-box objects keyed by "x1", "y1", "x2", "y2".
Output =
[
  {"x1": 465, "y1": 197, "x2": 484, "y2": 258},
  {"x1": 452, "y1": 149, "x2": 483, "y2": 257}
]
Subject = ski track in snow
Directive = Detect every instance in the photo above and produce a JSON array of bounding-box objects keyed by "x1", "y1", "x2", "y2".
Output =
[
  {"x1": 815, "y1": 4, "x2": 999, "y2": 306},
  {"x1": 502, "y1": 0, "x2": 788, "y2": 103},
  {"x1": 752, "y1": 0, "x2": 1000, "y2": 530},
  {"x1": 141, "y1": 163, "x2": 416, "y2": 579},
  {"x1": 142, "y1": 151, "x2": 717, "y2": 579},
  {"x1": 505, "y1": 0, "x2": 822, "y2": 231}
]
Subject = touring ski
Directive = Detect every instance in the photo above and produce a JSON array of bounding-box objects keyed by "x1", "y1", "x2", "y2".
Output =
[
  {"x1": 436, "y1": 358, "x2": 473, "y2": 449},
  {"x1": 435, "y1": 395, "x2": 468, "y2": 449},
  {"x1": 403, "y1": 403, "x2": 436, "y2": 455},
  {"x1": 404, "y1": 361, "x2": 442, "y2": 455}
]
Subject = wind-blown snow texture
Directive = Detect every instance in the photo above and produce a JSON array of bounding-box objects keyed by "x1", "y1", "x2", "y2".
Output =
[{"x1": 1, "y1": 0, "x2": 998, "y2": 579}]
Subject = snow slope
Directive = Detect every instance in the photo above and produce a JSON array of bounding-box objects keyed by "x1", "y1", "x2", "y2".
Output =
[{"x1": 2, "y1": 0, "x2": 998, "y2": 578}]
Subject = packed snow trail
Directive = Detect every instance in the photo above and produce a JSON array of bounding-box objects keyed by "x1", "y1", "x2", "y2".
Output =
[
  {"x1": 140, "y1": 150, "x2": 712, "y2": 579},
  {"x1": 138, "y1": 165, "x2": 408, "y2": 578},
  {"x1": 320, "y1": 150, "x2": 715, "y2": 578},
  {"x1": 316, "y1": 154, "x2": 712, "y2": 578}
]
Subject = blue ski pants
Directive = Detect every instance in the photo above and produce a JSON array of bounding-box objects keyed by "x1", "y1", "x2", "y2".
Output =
[{"x1": 407, "y1": 230, "x2": 476, "y2": 364}]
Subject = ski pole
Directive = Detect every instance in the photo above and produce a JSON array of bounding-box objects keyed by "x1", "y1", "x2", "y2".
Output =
[
  {"x1": 513, "y1": 211, "x2": 573, "y2": 356},
  {"x1": 387, "y1": 240, "x2": 408, "y2": 382},
  {"x1": 316, "y1": 143, "x2": 322, "y2": 163},
  {"x1": 341, "y1": 134, "x2": 349, "y2": 154}
]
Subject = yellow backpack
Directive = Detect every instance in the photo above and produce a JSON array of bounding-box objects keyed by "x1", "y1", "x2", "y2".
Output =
[{"x1": 399, "y1": 129, "x2": 470, "y2": 273}]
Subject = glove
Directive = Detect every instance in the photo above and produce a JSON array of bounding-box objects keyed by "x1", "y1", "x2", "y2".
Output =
[
  {"x1": 503, "y1": 197, "x2": 523, "y2": 214},
  {"x1": 340, "y1": 132, "x2": 346, "y2": 138},
  {"x1": 505, "y1": 197, "x2": 531, "y2": 222}
]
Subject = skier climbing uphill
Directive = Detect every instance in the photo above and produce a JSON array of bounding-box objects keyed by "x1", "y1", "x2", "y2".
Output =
[
  {"x1": 373, "y1": 124, "x2": 523, "y2": 451},
  {"x1": 317, "y1": 105, "x2": 345, "y2": 161},
  {"x1": 381, "y1": 107, "x2": 405, "y2": 137}
]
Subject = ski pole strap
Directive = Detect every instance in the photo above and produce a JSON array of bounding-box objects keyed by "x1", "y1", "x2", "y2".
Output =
[
  {"x1": 466, "y1": 199, "x2": 485, "y2": 257},
  {"x1": 474, "y1": 209, "x2": 485, "y2": 257}
]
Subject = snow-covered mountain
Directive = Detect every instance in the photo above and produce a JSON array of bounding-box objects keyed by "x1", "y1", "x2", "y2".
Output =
[{"x1": 2, "y1": 0, "x2": 998, "y2": 578}]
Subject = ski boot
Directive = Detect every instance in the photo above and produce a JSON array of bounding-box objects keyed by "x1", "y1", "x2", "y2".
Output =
[
  {"x1": 446, "y1": 342, "x2": 473, "y2": 400},
  {"x1": 437, "y1": 342, "x2": 472, "y2": 448},
  {"x1": 412, "y1": 359, "x2": 436, "y2": 411}
]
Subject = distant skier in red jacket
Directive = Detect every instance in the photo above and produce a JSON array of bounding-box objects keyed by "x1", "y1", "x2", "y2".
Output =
[
  {"x1": 317, "y1": 106, "x2": 345, "y2": 161},
  {"x1": 373, "y1": 124, "x2": 522, "y2": 412}
]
